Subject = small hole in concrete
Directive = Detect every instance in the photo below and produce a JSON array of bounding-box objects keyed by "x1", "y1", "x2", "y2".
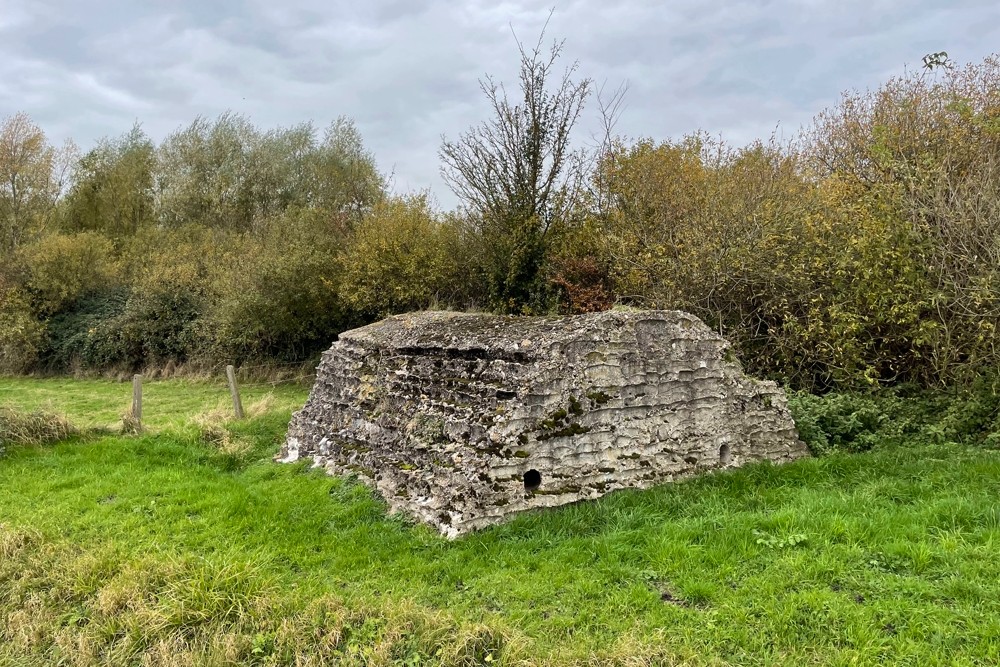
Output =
[
  {"x1": 523, "y1": 469, "x2": 541, "y2": 492},
  {"x1": 719, "y1": 444, "x2": 731, "y2": 465}
]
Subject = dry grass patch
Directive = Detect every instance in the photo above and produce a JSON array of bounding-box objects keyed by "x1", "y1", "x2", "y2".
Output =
[
  {"x1": 120, "y1": 406, "x2": 143, "y2": 435},
  {"x1": 0, "y1": 525, "x2": 529, "y2": 667},
  {"x1": 0, "y1": 407, "x2": 77, "y2": 452},
  {"x1": 191, "y1": 394, "x2": 279, "y2": 457}
]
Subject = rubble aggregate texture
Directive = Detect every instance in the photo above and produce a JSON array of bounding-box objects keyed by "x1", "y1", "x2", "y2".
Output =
[{"x1": 280, "y1": 310, "x2": 808, "y2": 537}]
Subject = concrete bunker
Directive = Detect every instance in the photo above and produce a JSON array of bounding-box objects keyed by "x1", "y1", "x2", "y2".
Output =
[{"x1": 280, "y1": 310, "x2": 808, "y2": 537}]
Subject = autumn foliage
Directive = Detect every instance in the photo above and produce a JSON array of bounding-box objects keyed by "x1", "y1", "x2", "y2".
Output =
[{"x1": 2, "y1": 56, "x2": 1000, "y2": 391}]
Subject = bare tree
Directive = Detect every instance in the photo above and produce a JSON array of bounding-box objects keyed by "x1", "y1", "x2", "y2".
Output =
[{"x1": 439, "y1": 22, "x2": 591, "y2": 312}]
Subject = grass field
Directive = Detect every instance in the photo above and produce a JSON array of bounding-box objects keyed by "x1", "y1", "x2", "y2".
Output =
[
  {"x1": 2, "y1": 377, "x2": 999, "y2": 666},
  {"x1": 0, "y1": 376, "x2": 308, "y2": 432}
]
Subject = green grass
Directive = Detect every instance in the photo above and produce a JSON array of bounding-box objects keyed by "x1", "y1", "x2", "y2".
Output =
[
  {"x1": 2, "y1": 378, "x2": 1000, "y2": 666},
  {"x1": 0, "y1": 376, "x2": 308, "y2": 431}
]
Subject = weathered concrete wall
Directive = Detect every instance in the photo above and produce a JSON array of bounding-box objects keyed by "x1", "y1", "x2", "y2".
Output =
[{"x1": 280, "y1": 310, "x2": 807, "y2": 537}]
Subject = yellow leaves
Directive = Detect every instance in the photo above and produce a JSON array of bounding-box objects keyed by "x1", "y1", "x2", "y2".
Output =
[
  {"x1": 0, "y1": 284, "x2": 44, "y2": 372},
  {"x1": 339, "y1": 195, "x2": 465, "y2": 318},
  {"x1": 585, "y1": 119, "x2": 999, "y2": 388},
  {"x1": 18, "y1": 232, "x2": 119, "y2": 316},
  {"x1": 0, "y1": 112, "x2": 70, "y2": 251}
]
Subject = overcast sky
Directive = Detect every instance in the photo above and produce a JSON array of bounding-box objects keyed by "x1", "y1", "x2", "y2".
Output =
[{"x1": 2, "y1": 0, "x2": 998, "y2": 207}]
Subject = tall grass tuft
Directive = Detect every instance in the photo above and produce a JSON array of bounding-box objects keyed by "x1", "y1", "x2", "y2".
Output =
[
  {"x1": 191, "y1": 394, "x2": 280, "y2": 459},
  {"x1": 0, "y1": 407, "x2": 77, "y2": 454},
  {"x1": 119, "y1": 406, "x2": 142, "y2": 435}
]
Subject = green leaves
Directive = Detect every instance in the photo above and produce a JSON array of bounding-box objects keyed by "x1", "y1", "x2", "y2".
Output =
[
  {"x1": 752, "y1": 529, "x2": 809, "y2": 550},
  {"x1": 339, "y1": 195, "x2": 471, "y2": 319}
]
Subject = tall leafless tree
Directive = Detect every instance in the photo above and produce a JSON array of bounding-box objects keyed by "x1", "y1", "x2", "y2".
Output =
[{"x1": 440, "y1": 23, "x2": 591, "y2": 312}]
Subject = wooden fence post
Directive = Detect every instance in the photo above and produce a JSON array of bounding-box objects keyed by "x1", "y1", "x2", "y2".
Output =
[
  {"x1": 131, "y1": 374, "x2": 143, "y2": 427},
  {"x1": 226, "y1": 365, "x2": 245, "y2": 420}
]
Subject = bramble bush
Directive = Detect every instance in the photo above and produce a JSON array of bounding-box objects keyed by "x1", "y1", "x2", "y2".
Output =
[{"x1": 789, "y1": 378, "x2": 1000, "y2": 455}]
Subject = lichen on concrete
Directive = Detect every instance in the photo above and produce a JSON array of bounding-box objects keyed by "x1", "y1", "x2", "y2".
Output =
[{"x1": 280, "y1": 310, "x2": 808, "y2": 537}]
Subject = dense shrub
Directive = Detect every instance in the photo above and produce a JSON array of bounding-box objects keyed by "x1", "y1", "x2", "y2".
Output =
[
  {"x1": 41, "y1": 289, "x2": 130, "y2": 370},
  {"x1": 789, "y1": 381, "x2": 1000, "y2": 455},
  {"x1": 31, "y1": 227, "x2": 213, "y2": 372},
  {"x1": 806, "y1": 57, "x2": 1000, "y2": 385},
  {"x1": 339, "y1": 195, "x2": 471, "y2": 318},
  {"x1": 116, "y1": 286, "x2": 203, "y2": 365},
  {"x1": 789, "y1": 392, "x2": 898, "y2": 456},
  {"x1": 19, "y1": 232, "x2": 119, "y2": 316},
  {"x1": 115, "y1": 225, "x2": 220, "y2": 365},
  {"x1": 588, "y1": 56, "x2": 1000, "y2": 390},
  {"x1": 545, "y1": 216, "x2": 614, "y2": 314},
  {"x1": 0, "y1": 283, "x2": 44, "y2": 373},
  {"x1": 201, "y1": 211, "x2": 351, "y2": 363}
]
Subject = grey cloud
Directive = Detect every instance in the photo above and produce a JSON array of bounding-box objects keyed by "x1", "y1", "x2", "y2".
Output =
[{"x1": 1, "y1": 0, "x2": 998, "y2": 206}]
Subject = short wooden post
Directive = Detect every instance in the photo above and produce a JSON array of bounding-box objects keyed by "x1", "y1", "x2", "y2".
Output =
[
  {"x1": 226, "y1": 365, "x2": 245, "y2": 419},
  {"x1": 131, "y1": 374, "x2": 143, "y2": 425}
]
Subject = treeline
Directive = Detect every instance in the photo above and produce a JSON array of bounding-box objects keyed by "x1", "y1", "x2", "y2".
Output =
[{"x1": 2, "y1": 51, "x2": 1000, "y2": 392}]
